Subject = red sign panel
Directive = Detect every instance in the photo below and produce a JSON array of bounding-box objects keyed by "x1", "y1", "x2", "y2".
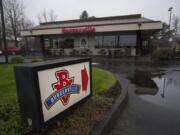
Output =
[{"x1": 61, "y1": 26, "x2": 96, "y2": 33}]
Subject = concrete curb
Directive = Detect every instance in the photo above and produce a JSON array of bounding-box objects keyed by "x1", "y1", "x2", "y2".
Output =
[{"x1": 91, "y1": 77, "x2": 128, "y2": 135}]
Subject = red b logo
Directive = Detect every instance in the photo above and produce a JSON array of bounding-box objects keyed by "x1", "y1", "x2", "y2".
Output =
[{"x1": 52, "y1": 70, "x2": 74, "y2": 105}]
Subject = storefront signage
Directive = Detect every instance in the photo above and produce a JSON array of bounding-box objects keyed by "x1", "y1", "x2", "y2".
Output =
[
  {"x1": 14, "y1": 58, "x2": 92, "y2": 128},
  {"x1": 61, "y1": 26, "x2": 96, "y2": 33}
]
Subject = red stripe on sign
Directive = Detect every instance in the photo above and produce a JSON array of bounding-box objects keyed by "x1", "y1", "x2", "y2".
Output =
[{"x1": 81, "y1": 66, "x2": 88, "y2": 92}]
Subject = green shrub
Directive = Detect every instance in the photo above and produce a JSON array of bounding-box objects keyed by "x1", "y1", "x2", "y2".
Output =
[
  {"x1": 152, "y1": 48, "x2": 174, "y2": 60},
  {"x1": 10, "y1": 56, "x2": 24, "y2": 64},
  {"x1": 0, "y1": 103, "x2": 28, "y2": 135}
]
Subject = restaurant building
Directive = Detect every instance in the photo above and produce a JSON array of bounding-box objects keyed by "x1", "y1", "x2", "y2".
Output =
[{"x1": 21, "y1": 14, "x2": 162, "y2": 57}]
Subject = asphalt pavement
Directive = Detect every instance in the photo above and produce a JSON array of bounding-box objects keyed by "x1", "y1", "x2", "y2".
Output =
[{"x1": 94, "y1": 60, "x2": 180, "y2": 135}]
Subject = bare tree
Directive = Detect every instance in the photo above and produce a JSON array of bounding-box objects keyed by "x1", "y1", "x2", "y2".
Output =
[
  {"x1": 42, "y1": 10, "x2": 48, "y2": 22},
  {"x1": 172, "y1": 15, "x2": 180, "y2": 35},
  {"x1": 38, "y1": 9, "x2": 58, "y2": 23},
  {"x1": 49, "y1": 10, "x2": 57, "y2": 22},
  {"x1": 20, "y1": 16, "x2": 34, "y2": 50},
  {"x1": 0, "y1": 6, "x2": 11, "y2": 49},
  {"x1": 3, "y1": 0, "x2": 25, "y2": 47},
  {"x1": 0, "y1": 0, "x2": 33, "y2": 49},
  {"x1": 21, "y1": 17, "x2": 34, "y2": 30}
]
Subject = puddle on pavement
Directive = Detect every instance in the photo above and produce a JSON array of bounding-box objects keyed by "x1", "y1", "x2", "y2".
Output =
[
  {"x1": 129, "y1": 70, "x2": 180, "y2": 111},
  {"x1": 128, "y1": 70, "x2": 158, "y2": 95}
]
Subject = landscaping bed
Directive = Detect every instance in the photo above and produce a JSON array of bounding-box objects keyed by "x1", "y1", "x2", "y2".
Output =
[{"x1": 0, "y1": 65, "x2": 120, "y2": 135}]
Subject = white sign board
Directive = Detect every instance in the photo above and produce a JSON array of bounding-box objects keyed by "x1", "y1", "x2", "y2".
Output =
[{"x1": 38, "y1": 62, "x2": 91, "y2": 122}]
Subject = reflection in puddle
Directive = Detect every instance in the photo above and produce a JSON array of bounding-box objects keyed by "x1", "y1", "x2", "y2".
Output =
[
  {"x1": 140, "y1": 71, "x2": 180, "y2": 111},
  {"x1": 128, "y1": 70, "x2": 158, "y2": 95}
]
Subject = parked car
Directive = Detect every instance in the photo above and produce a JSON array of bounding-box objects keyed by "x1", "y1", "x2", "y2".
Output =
[
  {"x1": 0, "y1": 50, "x2": 3, "y2": 55},
  {"x1": 3, "y1": 47, "x2": 21, "y2": 55}
]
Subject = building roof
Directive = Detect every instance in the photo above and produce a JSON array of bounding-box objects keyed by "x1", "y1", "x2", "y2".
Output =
[
  {"x1": 21, "y1": 14, "x2": 162, "y2": 36},
  {"x1": 31, "y1": 14, "x2": 159, "y2": 30},
  {"x1": 40, "y1": 14, "x2": 150, "y2": 24}
]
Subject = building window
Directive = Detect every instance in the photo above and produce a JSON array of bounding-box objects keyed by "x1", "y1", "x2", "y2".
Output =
[
  {"x1": 44, "y1": 38, "x2": 51, "y2": 49},
  {"x1": 52, "y1": 39, "x2": 59, "y2": 49},
  {"x1": 63, "y1": 39, "x2": 74, "y2": 48},
  {"x1": 103, "y1": 36, "x2": 116, "y2": 47},
  {"x1": 119, "y1": 35, "x2": 136, "y2": 46},
  {"x1": 58, "y1": 38, "x2": 64, "y2": 48},
  {"x1": 44, "y1": 37, "x2": 74, "y2": 49},
  {"x1": 95, "y1": 36, "x2": 103, "y2": 48},
  {"x1": 95, "y1": 35, "x2": 119, "y2": 48}
]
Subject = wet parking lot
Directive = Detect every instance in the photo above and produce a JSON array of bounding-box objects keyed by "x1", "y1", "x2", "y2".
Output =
[
  {"x1": 94, "y1": 59, "x2": 180, "y2": 135},
  {"x1": 140, "y1": 70, "x2": 180, "y2": 111}
]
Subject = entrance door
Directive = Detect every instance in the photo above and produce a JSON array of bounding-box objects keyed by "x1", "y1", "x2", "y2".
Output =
[{"x1": 142, "y1": 40, "x2": 149, "y2": 55}]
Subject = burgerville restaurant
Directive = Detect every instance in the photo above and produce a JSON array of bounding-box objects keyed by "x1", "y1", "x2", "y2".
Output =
[{"x1": 21, "y1": 14, "x2": 162, "y2": 57}]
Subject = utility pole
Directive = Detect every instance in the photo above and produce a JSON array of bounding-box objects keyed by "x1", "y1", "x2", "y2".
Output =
[
  {"x1": 0, "y1": 0, "x2": 8, "y2": 63},
  {"x1": 168, "y1": 7, "x2": 173, "y2": 30}
]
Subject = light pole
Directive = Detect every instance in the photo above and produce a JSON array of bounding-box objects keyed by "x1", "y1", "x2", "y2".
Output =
[
  {"x1": 168, "y1": 7, "x2": 173, "y2": 30},
  {"x1": 0, "y1": 0, "x2": 8, "y2": 63}
]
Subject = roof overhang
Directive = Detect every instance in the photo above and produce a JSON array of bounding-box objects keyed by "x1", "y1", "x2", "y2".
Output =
[{"x1": 21, "y1": 22, "x2": 162, "y2": 37}]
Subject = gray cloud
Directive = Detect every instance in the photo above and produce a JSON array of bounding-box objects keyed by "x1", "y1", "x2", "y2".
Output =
[{"x1": 22, "y1": 0, "x2": 180, "y2": 24}]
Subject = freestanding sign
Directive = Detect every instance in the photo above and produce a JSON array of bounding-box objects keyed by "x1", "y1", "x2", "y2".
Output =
[{"x1": 14, "y1": 58, "x2": 92, "y2": 128}]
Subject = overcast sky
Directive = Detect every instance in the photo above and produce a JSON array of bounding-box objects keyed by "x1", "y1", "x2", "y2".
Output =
[{"x1": 22, "y1": 0, "x2": 180, "y2": 25}]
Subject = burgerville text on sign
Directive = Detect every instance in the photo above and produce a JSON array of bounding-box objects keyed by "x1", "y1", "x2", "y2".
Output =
[{"x1": 61, "y1": 26, "x2": 96, "y2": 33}]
